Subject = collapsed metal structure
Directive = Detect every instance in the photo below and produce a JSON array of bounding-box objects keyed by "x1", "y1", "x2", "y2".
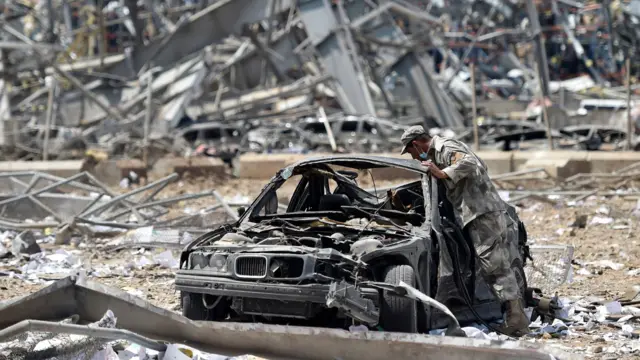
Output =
[
  {"x1": 0, "y1": 0, "x2": 640, "y2": 160},
  {"x1": 0, "y1": 170, "x2": 243, "y2": 241}
]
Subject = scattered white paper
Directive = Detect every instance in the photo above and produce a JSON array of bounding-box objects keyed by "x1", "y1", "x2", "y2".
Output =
[{"x1": 590, "y1": 216, "x2": 614, "y2": 225}]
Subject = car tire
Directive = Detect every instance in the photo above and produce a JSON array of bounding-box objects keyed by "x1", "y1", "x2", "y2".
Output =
[
  {"x1": 380, "y1": 265, "x2": 418, "y2": 333},
  {"x1": 181, "y1": 291, "x2": 208, "y2": 321}
]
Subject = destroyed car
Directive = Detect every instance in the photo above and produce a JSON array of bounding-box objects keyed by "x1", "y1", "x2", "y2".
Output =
[
  {"x1": 240, "y1": 124, "x2": 316, "y2": 154},
  {"x1": 176, "y1": 155, "x2": 530, "y2": 332},
  {"x1": 299, "y1": 117, "x2": 407, "y2": 153},
  {"x1": 175, "y1": 123, "x2": 244, "y2": 149},
  {"x1": 172, "y1": 122, "x2": 244, "y2": 158}
]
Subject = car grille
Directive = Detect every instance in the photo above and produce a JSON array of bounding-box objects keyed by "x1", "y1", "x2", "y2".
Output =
[{"x1": 235, "y1": 256, "x2": 267, "y2": 278}]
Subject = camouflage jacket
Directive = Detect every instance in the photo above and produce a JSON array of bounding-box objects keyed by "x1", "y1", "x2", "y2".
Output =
[{"x1": 427, "y1": 135, "x2": 506, "y2": 227}]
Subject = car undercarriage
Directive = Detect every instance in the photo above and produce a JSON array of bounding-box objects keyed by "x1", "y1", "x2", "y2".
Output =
[{"x1": 175, "y1": 155, "x2": 530, "y2": 333}]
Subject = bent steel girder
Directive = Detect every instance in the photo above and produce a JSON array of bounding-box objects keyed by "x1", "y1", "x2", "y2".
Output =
[
  {"x1": 108, "y1": 0, "x2": 293, "y2": 78},
  {"x1": 392, "y1": 51, "x2": 466, "y2": 129},
  {"x1": 346, "y1": 1, "x2": 464, "y2": 128},
  {"x1": 298, "y1": 0, "x2": 376, "y2": 116}
]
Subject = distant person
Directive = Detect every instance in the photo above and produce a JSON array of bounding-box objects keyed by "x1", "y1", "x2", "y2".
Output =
[{"x1": 399, "y1": 125, "x2": 530, "y2": 337}]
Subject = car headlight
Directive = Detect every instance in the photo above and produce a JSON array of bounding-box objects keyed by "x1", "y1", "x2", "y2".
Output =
[
  {"x1": 190, "y1": 253, "x2": 209, "y2": 270},
  {"x1": 209, "y1": 254, "x2": 228, "y2": 272}
]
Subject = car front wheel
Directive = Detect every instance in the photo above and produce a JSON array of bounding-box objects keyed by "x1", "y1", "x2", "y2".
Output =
[
  {"x1": 181, "y1": 291, "x2": 208, "y2": 320},
  {"x1": 379, "y1": 264, "x2": 418, "y2": 333}
]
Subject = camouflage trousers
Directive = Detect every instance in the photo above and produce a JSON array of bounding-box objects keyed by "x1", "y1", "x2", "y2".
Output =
[{"x1": 466, "y1": 211, "x2": 520, "y2": 303}]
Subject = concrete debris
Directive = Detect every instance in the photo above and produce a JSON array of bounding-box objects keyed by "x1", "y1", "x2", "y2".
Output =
[
  {"x1": 104, "y1": 226, "x2": 197, "y2": 251},
  {"x1": 518, "y1": 295, "x2": 640, "y2": 357},
  {"x1": 0, "y1": 308, "x2": 266, "y2": 360},
  {"x1": 3, "y1": 0, "x2": 640, "y2": 345}
]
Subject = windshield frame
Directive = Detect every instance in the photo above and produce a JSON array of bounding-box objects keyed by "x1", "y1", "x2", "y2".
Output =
[{"x1": 237, "y1": 158, "x2": 429, "y2": 227}]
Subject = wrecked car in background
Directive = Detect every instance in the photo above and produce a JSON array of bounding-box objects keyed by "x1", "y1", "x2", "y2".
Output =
[
  {"x1": 173, "y1": 122, "x2": 244, "y2": 157},
  {"x1": 240, "y1": 123, "x2": 316, "y2": 154},
  {"x1": 299, "y1": 117, "x2": 408, "y2": 153},
  {"x1": 176, "y1": 156, "x2": 530, "y2": 332}
]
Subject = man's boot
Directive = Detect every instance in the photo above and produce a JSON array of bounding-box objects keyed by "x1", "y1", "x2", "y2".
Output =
[{"x1": 499, "y1": 299, "x2": 530, "y2": 337}]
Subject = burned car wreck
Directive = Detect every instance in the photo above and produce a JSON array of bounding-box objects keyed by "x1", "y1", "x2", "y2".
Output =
[{"x1": 176, "y1": 156, "x2": 530, "y2": 333}]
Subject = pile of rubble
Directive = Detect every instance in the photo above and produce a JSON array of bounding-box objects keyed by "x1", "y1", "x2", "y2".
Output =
[{"x1": 1, "y1": 0, "x2": 640, "y2": 164}]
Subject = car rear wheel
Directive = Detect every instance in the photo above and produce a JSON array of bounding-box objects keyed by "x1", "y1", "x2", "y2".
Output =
[{"x1": 380, "y1": 265, "x2": 418, "y2": 333}]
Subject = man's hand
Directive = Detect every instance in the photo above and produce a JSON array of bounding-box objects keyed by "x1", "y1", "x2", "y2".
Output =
[{"x1": 422, "y1": 161, "x2": 449, "y2": 179}]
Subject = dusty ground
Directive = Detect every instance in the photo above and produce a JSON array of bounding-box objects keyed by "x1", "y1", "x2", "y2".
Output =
[{"x1": 1, "y1": 174, "x2": 640, "y2": 359}]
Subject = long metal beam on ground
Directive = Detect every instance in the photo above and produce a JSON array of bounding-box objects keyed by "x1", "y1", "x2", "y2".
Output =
[{"x1": 0, "y1": 276, "x2": 577, "y2": 360}]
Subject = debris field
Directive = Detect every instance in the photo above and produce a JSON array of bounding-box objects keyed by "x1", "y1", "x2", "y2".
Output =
[
  {"x1": 1, "y1": 0, "x2": 640, "y2": 359},
  {"x1": 0, "y1": 164, "x2": 636, "y2": 359}
]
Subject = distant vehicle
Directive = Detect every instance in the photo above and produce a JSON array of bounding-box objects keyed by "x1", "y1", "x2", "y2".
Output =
[
  {"x1": 176, "y1": 155, "x2": 531, "y2": 333},
  {"x1": 298, "y1": 116, "x2": 407, "y2": 153},
  {"x1": 240, "y1": 124, "x2": 315, "y2": 154},
  {"x1": 174, "y1": 123, "x2": 244, "y2": 157},
  {"x1": 177, "y1": 123, "x2": 244, "y2": 146}
]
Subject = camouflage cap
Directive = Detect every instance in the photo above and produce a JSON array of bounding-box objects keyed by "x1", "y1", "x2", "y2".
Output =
[{"x1": 400, "y1": 125, "x2": 427, "y2": 154}]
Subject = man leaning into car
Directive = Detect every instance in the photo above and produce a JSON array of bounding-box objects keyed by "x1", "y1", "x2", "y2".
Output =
[{"x1": 399, "y1": 125, "x2": 530, "y2": 337}]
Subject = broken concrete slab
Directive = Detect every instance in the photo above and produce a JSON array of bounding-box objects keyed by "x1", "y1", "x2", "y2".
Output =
[
  {"x1": 369, "y1": 166, "x2": 418, "y2": 181},
  {"x1": 512, "y1": 151, "x2": 589, "y2": 171},
  {"x1": 88, "y1": 160, "x2": 122, "y2": 187},
  {"x1": 587, "y1": 152, "x2": 640, "y2": 174},
  {"x1": 476, "y1": 152, "x2": 514, "y2": 175},
  {"x1": 238, "y1": 153, "x2": 309, "y2": 179},
  {"x1": 0, "y1": 276, "x2": 577, "y2": 360},
  {"x1": 519, "y1": 158, "x2": 592, "y2": 180},
  {"x1": 169, "y1": 157, "x2": 228, "y2": 177},
  {"x1": 0, "y1": 161, "x2": 85, "y2": 178}
]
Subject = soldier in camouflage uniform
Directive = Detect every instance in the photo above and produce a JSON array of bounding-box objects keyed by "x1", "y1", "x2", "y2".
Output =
[{"x1": 400, "y1": 125, "x2": 530, "y2": 337}]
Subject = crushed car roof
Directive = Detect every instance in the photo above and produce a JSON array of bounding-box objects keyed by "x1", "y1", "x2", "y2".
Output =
[{"x1": 286, "y1": 155, "x2": 429, "y2": 173}]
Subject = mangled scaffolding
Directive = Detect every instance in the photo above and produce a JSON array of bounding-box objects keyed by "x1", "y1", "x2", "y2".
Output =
[{"x1": 0, "y1": 170, "x2": 242, "y2": 243}]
